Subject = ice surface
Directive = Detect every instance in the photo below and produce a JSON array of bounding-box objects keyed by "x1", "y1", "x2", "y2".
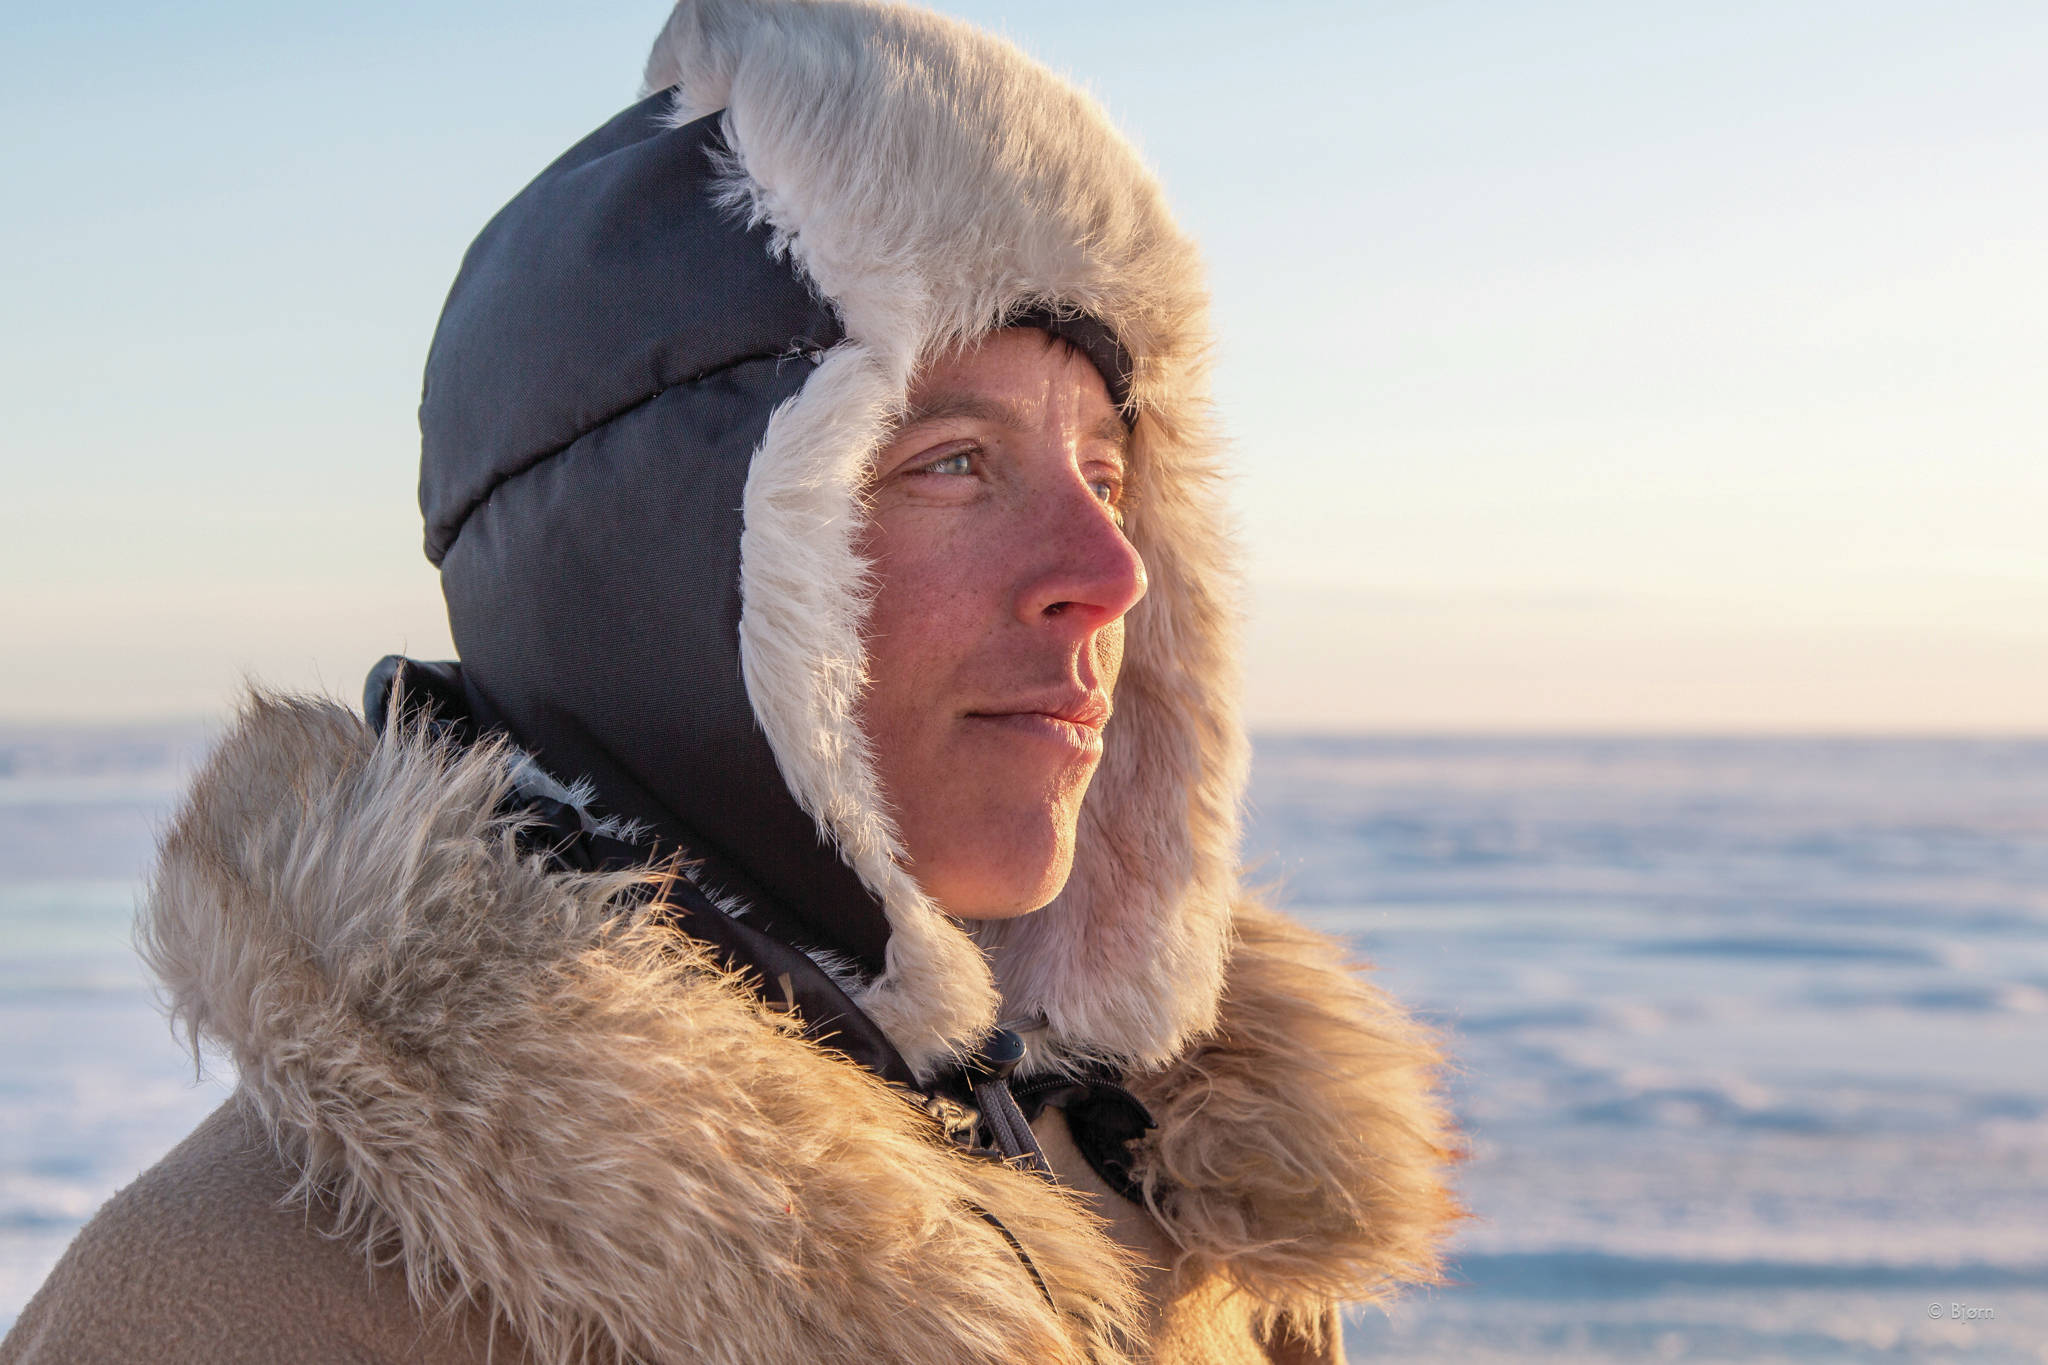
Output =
[
  {"x1": 0, "y1": 730, "x2": 230, "y2": 1321},
  {"x1": 4, "y1": 728, "x2": 2044, "y2": 1359},
  {"x1": 1243, "y1": 737, "x2": 2048, "y2": 1360}
]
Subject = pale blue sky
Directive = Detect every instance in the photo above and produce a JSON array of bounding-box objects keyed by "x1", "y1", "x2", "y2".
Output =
[{"x1": 4, "y1": 1, "x2": 2044, "y2": 727}]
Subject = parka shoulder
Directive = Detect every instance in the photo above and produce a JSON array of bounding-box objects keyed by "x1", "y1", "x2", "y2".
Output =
[
  {"x1": 120, "y1": 693, "x2": 1143, "y2": 1365},
  {"x1": 1, "y1": 1098, "x2": 510, "y2": 1365}
]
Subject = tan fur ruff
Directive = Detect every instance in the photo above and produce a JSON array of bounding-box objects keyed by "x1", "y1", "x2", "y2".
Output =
[
  {"x1": 1126, "y1": 904, "x2": 1468, "y2": 1329},
  {"x1": 141, "y1": 696, "x2": 1139, "y2": 1365},
  {"x1": 136, "y1": 694, "x2": 1461, "y2": 1362}
]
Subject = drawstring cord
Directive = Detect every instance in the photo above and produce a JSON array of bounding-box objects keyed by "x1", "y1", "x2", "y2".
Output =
[
  {"x1": 956, "y1": 1027, "x2": 1056, "y2": 1308},
  {"x1": 966, "y1": 1201, "x2": 1056, "y2": 1309},
  {"x1": 961, "y1": 1026, "x2": 1052, "y2": 1175},
  {"x1": 973, "y1": 1076, "x2": 1052, "y2": 1174}
]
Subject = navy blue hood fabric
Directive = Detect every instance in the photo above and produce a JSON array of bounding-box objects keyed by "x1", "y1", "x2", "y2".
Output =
[
  {"x1": 415, "y1": 92, "x2": 1139, "y2": 994},
  {"x1": 418, "y1": 92, "x2": 892, "y2": 972}
]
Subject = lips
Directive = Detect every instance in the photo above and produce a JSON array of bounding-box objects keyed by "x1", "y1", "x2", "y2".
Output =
[
  {"x1": 963, "y1": 692, "x2": 1112, "y2": 756},
  {"x1": 966, "y1": 691, "x2": 1111, "y2": 730}
]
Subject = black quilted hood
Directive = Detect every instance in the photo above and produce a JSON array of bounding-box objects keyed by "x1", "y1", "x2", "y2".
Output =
[{"x1": 417, "y1": 93, "x2": 892, "y2": 971}]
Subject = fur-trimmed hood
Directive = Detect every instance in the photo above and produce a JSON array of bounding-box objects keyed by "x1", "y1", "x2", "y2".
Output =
[
  {"x1": 422, "y1": 0, "x2": 1242, "y2": 1078},
  {"x1": 135, "y1": 694, "x2": 1459, "y2": 1363},
  {"x1": 6, "y1": 6, "x2": 1470, "y2": 1363}
]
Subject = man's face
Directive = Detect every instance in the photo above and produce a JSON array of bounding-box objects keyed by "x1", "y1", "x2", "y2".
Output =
[{"x1": 857, "y1": 327, "x2": 1146, "y2": 919}]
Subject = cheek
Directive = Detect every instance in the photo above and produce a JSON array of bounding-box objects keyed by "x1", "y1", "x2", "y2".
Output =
[{"x1": 858, "y1": 516, "x2": 991, "y2": 738}]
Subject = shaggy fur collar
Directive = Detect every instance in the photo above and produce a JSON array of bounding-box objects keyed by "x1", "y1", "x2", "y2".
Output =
[{"x1": 139, "y1": 696, "x2": 1460, "y2": 1362}]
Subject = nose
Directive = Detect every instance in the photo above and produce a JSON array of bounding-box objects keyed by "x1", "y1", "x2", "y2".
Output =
[{"x1": 1016, "y1": 474, "x2": 1149, "y2": 631}]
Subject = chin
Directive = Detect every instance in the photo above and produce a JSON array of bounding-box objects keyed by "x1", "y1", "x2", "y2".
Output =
[{"x1": 924, "y1": 814, "x2": 1079, "y2": 921}]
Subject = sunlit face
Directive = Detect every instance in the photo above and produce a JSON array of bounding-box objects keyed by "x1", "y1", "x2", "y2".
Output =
[{"x1": 857, "y1": 327, "x2": 1147, "y2": 919}]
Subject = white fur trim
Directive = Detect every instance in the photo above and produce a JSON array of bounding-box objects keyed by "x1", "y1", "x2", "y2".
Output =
[
  {"x1": 657, "y1": 0, "x2": 1247, "y2": 1072},
  {"x1": 737, "y1": 344, "x2": 996, "y2": 1074}
]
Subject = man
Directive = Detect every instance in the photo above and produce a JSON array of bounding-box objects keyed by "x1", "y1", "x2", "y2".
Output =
[{"x1": 2, "y1": 2, "x2": 1459, "y2": 1361}]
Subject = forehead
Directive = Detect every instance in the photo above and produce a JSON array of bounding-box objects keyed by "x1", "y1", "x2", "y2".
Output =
[{"x1": 902, "y1": 330, "x2": 1128, "y2": 452}]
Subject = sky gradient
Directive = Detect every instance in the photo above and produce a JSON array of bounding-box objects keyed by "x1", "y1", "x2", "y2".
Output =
[{"x1": 4, "y1": 1, "x2": 2043, "y2": 729}]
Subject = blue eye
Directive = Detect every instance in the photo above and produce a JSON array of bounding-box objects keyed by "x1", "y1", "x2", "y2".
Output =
[
  {"x1": 1091, "y1": 477, "x2": 1130, "y2": 529},
  {"x1": 925, "y1": 451, "x2": 974, "y2": 476}
]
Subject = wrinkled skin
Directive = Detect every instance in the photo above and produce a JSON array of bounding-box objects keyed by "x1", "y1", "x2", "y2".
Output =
[{"x1": 858, "y1": 328, "x2": 1147, "y2": 918}]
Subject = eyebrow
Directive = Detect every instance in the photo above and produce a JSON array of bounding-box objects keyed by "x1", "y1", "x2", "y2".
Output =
[{"x1": 896, "y1": 392, "x2": 1130, "y2": 456}]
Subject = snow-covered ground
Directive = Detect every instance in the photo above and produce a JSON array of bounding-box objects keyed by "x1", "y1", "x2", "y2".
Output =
[
  {"x1": 0, "y1": 724, "x2": 228, "y2": 1324},
  {"x1": 4, "y1": 726, "x2": 2044, "y2": 1360},
  {"x1": 1247, "y1": 736, "x2": 2048, "y2": 1362}
]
